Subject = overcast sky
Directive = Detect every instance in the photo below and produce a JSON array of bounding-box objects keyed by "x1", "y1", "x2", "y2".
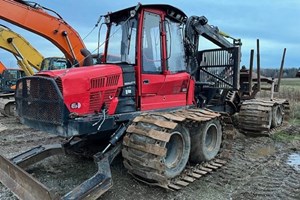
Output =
[{"x1": 0, "y1": 0, "x2": 299, "y2": 69}]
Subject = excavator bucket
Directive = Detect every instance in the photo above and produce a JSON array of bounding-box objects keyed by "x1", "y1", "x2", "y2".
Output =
[{"x1": 0, "y1": 143, "x2": 119, "y2": 200}]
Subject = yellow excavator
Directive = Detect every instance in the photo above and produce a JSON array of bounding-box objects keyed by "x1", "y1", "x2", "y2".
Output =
[
  {"x1": 0, "y1": 24, "x2": 68, "y2": 116},
  {"x1": 0, "y1": 24, "x2": 44, "y2": 75}
]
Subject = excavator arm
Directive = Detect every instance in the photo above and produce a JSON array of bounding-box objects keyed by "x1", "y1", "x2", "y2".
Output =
[
  {"x1": 0, "y1": 0, "x2": 87, "y2": 66},
  {"x1": 0, "y1": 24, "x2": 44, "y2": 76}
]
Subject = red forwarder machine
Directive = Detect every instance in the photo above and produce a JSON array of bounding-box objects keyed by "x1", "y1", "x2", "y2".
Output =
[{"x1": 0, "y1": 4, "x2": 288, "y2": 200}]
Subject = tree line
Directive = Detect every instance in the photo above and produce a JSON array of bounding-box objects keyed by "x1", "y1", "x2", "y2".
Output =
[{"x1": 259, "y1": 68, "x2": 300, "y2": 78}]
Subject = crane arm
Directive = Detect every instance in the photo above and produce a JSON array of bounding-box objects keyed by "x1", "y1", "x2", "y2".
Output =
[
  {"x1": 0, "y1": 25, "x2": 44, "y2": 75},
  {"x1": 184, "y1": 16, "x2": 241, "y2": 75},
  {"x1": 185, "y1": 16, "x2": 241, "y2": 49},
  {"x1": 0, "y1": 0, "x2": 87, "y2": 66}
]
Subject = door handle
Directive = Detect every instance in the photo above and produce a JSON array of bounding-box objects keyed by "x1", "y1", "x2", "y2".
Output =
[{"x1": 143, "y1": 79, "x2": 149, "y2": 84}]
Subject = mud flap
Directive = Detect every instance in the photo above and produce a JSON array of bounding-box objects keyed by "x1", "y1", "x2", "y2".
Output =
[{"x1": 0, "y1": 142, "x2": 122, "y2": 200}]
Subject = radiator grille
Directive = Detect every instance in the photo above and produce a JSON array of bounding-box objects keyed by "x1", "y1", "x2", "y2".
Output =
[
  {"x1": 89, "y1": 91, "x2": 102, "y2": 112},
  {"x1": 89, "y1": 75, "x2": 120, "y2": 112},
  {"x1": 15, "y1": 77, "x2": 65, "y2": 125},
  {"x1": 103, "y1": 89, "x2": 117, "y2": 108}
]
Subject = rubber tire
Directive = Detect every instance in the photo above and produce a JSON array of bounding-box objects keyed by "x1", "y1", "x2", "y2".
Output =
[
  {"x1": 271, "y1": 105, "x2": 283, "y2": 128},
  {"x1": 190, "y1": 119, "x2": 222, "y2": 163},
  {"x1": 164, "y1": 125, "x2": 191, "y2": 178}
]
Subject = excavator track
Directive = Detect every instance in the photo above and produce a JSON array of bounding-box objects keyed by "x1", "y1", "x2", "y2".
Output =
[
  {"x1": 122, "y1": 108, "x2": 234, "y2": 191},
  {"x1": 238, "y1": 99, "x2": 290, "y2": 135},
  {"x1": 0, "y1": 93, "x2": 16, "y2": 117}
]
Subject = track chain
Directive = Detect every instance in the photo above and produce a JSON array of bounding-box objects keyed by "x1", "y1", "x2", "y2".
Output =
[
  {"x1": 239, "y1": 98, "x2": 290, "y2": 135},
  {"x1": 122, "y1": 108, "x2": 234, "y2": 191}
]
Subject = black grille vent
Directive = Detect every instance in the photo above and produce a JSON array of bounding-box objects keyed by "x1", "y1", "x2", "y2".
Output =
[
  {"x1": 55, "y1": 78, "x2": 63, "y2": 94},
  {"x1": 15, "y1": 77, "x2": 65, "y2": 125},
  {"x1": 106, "y1": 75, "x2": 120, "y2": 87},
  {"x1": 91, "y1": 77, "x2": 105, "y2": 89}
]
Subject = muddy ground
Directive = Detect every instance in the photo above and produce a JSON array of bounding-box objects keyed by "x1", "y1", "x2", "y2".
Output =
[{"x1": 0, "y1": 115, "x2": 299, "y2": 200}]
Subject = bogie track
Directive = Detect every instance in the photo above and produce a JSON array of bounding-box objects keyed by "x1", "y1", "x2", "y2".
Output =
[
  {"x1": 122, "y1": 108, "x2": 233, "y2": 190},
  {"x1": 238, "y1": 99, "x2": 290, "y2": 135}
]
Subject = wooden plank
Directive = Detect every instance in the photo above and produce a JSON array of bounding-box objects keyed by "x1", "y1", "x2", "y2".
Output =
[
  {"x1": 182, "y1": 176, "x2": 195, "y2": 183},
  {"x1": 188, "y1": 173, "x2": 202, "y2": 179},
  {"x1": 209, "y1": 161, "x2": 223, "y2": 168},
  {"x1": 204, "y1": 164, "x2": 218, "y2": 170},
  {"x1": 199, "y1": 166, "x2": 213, "y2": 172},
  {"x1": 133, "y1": 116, "x2": 177, "y2": 129},
  {"x1": 126, "y1": 125, "x2": 170, "y2": 142},
  {"x1": 193, "y1": 169, "x2": 208, "y2": 175},
  {"x1": 178, "y1": 113, "x2": 210, "y2": 122},
  {"x1": 174, "y1": 180, "x2": 189, "y2": 187},
  {"x1": 123, "y1": 136, "x2": 167, "y2": 156},
  {"x1": 194, "y1": 109, "x2": 221, "y2": 117},
  {"x1": 168, "y1": 184, "x2": 181, "y2": 190},
  {"x1": 160, "y1": 113, "x2": 186, "y2": 122},
  {"x1": 240, "y1": 105, "x2": 272, "y2": 111},
  {"x1": 214, "y1": 159, "x2": 227, "y2": 165},
  {"x1": 193, "y1": 112, "x2": 214, "y2": 120}
]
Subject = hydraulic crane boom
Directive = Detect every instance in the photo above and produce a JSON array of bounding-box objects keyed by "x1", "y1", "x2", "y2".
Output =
[
  {"x1": 0, "y1": 0, "x2": 87, "y2": 66},
  {"x1": 185, "y1": 15, "x2": 238, "y2": 49},
  {"x1": 0, "y1": 24, "x2": 44, "y2": 76}
]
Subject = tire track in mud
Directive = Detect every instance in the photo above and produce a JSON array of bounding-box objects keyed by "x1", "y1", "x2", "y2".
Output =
[
  {"x1": 204, "y1": 133, "x2": 300, "y2": 200},
  {"x1": 231, "y1": 154, "x2": 300, "y2": 200},
  {"x1": 205, "y1": 137, "x2": 272, "y2": 186}
]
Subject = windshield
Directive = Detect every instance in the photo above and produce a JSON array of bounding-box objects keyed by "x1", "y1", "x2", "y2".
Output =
[
  {"x1": 3, "y1": 70, "x2": 23, "y2": 80},
  {"x1": 106, "y1": 18, "x2": 137, "y2": 64},
  {"x1": 41, "y1": 58, "x2": 68, "y2": 71}
]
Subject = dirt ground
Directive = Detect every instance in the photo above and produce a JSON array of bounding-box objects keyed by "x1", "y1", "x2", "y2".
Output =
[{"x1": 0, "y1": 115, "x2": 299, "y2": 200}]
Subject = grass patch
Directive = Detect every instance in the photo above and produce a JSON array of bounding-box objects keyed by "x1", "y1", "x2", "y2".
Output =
[
  {"x1": 259, "y1": 78, "x2": 300, "y2": 121},
  {"x1": 272, "y1": 130, "x2": 300, "y2": 142},
  {"x1": 289, "y1": 118, "x2": 300, "y2": 126}
]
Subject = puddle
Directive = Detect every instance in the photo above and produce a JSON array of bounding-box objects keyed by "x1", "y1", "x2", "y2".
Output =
[
  {"x1": 287, "y1": 153, "x2": 300, "y2": 171},
  {"x1": 249, "y1": 145, "x2": 276, "y2": 159}
]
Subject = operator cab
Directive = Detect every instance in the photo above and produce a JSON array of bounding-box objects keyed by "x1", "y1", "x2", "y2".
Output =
[
  {"x1": 103, "y1": 4, "x2": 193, "y2": 111},
  {"x1": 0, "y1": 69, "x2": 25, "y2": 93},
  {"x1": 40, "y1": 57, "x2": 69, "y2": 71}
]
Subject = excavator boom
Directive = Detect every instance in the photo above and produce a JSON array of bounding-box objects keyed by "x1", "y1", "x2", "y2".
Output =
[
  {"x1": 0, "y1": 0, "x2": 86, "y2": 66},
  {"x1": 0, "y1": 24, "x2": 44, "y2": 75}
]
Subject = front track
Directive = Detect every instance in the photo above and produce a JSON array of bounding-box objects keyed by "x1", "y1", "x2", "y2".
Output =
[{"x1": 122, "y1": 108, "x2": 234, "y2": 190}]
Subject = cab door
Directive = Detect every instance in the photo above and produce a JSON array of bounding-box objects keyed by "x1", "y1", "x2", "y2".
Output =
[{"x1": 139, "y1": 10, "x2": 190, "y2": 111}]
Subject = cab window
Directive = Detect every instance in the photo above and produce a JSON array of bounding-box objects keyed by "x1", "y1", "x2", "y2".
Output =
[{"x1": 142, "y1": 12, "x2": 162, "y2": 73}]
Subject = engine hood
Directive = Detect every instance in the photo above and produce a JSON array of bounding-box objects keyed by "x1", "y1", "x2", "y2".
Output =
[
  {"x1": 36, "y1": 64, "x2": 124, "y2": 115},
  {"x1": 37, "y1": 64, "x2": 122, "y2": 80}
]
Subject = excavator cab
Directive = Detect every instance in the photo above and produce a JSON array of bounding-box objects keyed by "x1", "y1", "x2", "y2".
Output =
[
  {"x1": 40, "y1": 57, "x2": 70, "y2": 71},
  {"x1": 0, "y1": 68, "x2": 25, "y2": 93}
]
